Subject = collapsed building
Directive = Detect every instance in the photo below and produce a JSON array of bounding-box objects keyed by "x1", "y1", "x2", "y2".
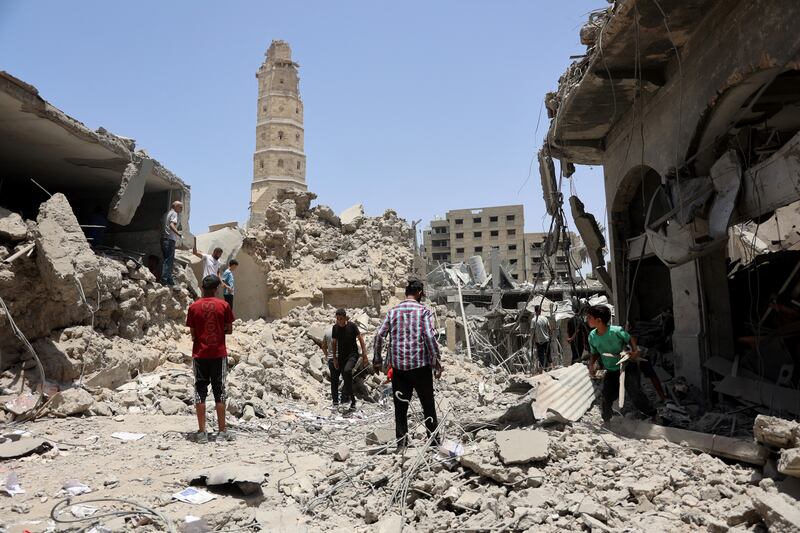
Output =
[{"x1": 540, "y1": 0, "x2": 800, "y2": 413}]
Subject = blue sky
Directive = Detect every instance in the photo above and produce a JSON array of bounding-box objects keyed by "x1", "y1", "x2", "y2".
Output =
[{"x1": 1, "y1": 1, "x2": 607, "y2": 238}]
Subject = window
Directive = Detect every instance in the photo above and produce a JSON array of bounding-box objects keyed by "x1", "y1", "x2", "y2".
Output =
[
  {"x1": 456, "y1": 233, "x2": 463, "y2": 239},
  {"x1": 507, "y1": 229, "x2": 516, "y2": 236},
  {"x1": 297, "y1": 161, "x2": 301, "y2": 170},
  {"x1": 473, "y1": 231, "x2": 482, "y2": 238},
  {"x1": 490, "y1": 230, "x2": 499, "y2": 237},
  {"x1": 434, "y1": 227, "x2": 447, "y2": 234},
  {"x1": 262, "y1": 105, "x2": 266, "y2": 112},
  {"x1": 280, "y1": 78, "x2": 284, "y2": 84},
  {"x1": 455, "y1": 219, "x2": 463, "y2": 225},
  {"x1": 508, "y1": 244, "x2": 517, "y2": 251},
  {"x1": 278, "y1": 131, "x2": 284, "y2": 140},
  {"x1": 506, "y1": 215, "x2": 515, "y2": 221},
  {"x1": 278, "y1": 159, "x2": 284, "y2": 168},
  {"x1": 532, "y1": 242, "x2": 543, "y2": 249},
  {"x1": 510, "y1": 259, "x2": 518, "y2": 265},
  {"x1": 474, "y1": 246, "x2": 483, "y2": 252},
  {"x1": 512, "y1": 274, "x2": 518, "y2": 280},
  {"x1": 295, "y1": 107, "x2": 299, "y2": 114},
  {"x1": 456, "y1": 247, "x2": 464, "y2": 253},
  {"x1": 296, "y1": 133, "x2": 300, "y2": 141},
  {"x1": 532, "y1": 257, "x2": 542, "y2": 263},
  {"x1": 261, "y1": 132, "x2": 265, "y2": 140},
  {"x1": 473, "y1": 217, "x2": 482, "y2": 224},
  {"x1": 259, "y1": 160, "x2": 264, "y2": 169},
  {"x1": 489, "y1": 216, "x2": 498, "y2": 222}
]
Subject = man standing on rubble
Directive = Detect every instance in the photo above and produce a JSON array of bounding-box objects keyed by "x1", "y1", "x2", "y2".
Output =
[
  {"x1": 374, "y1": 279, "x2": 442, "y2": 451},
  {"x1": 531, "y1": 305, "x2": 552, "y2": 372},
  {"x1": 186, "y1": 275, "x2": 235, "y2": 443},
  {"x1": 192, "y1": 239, "x2": 224, "y2": 281},
  {"x1": 161, "y1": 200, "x2": 183, "y2": 286},
  {"x1": 331, "y1": 309, "x2": 368, "y2": 410},
  {"x1": 586, "y1": 305, "x2": 656, "y2": 424}
]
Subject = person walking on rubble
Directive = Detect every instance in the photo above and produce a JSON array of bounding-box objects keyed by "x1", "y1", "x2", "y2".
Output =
[
  {"x1": 331, "y1": 309, "x2": 368, "y2": 410},
  {"x1": 186, "y1": 275, "x2": 235, "y2": 443},
  {"x1": 221, "y1": 259, "x2": 238, "y2": 309},
  {"x1": 374, "y1": 279, "x2": 442, "y2": 451},
  {"x1": 193, "y1": 239, "x2": 224, "y2": 281},
  {"x1": 586, "y1": 305, "x2": 656, "y2": 424},
  {"x1": 161, "y1": 200, "x2": 183, "y2": 286},
  {"x1": 531, "y1": 305, "x2": 552, "y2": 372}
]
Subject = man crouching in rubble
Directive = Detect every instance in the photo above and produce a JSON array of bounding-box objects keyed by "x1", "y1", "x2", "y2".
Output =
[
  {"x1": 374, "y1": 279, "x2": 442, "y2": 451},
  {"x1": 186, "y1": 275, "x2": 235, "y2": 443},
  {"x1": 586, "y1": 305, "x2": 656, "y2": 424}
]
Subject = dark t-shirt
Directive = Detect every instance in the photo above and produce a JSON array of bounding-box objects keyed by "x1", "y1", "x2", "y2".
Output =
[
  {"x1": 186, "y1": 297, "x2": 234, "y2": 359},
  {"x1": 332, "y1": 322, "x2": 360, "y2": 359}
]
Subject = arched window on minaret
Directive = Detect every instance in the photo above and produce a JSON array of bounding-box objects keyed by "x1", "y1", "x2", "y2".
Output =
[
  {"x1": 278, "y1": 131, "x2": 284, "y2": 140},
  {"x1": 278, "y1": 159, "x2": 284, "y2": 168},
  {"x1": 295, "y1": 133, "x2": 300, "y2": 142},
  {"x1": 296, "y1": 161, "x2": 301, "y2": 170}
]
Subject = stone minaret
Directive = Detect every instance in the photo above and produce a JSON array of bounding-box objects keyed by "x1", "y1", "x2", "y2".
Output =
[{"x1": 250, "y1": 40, "x2": 307, "y2": 224}]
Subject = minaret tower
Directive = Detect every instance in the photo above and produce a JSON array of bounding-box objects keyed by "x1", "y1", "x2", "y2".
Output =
[{"x1": 250, "y1": 40, "x2": 307, "y2": 224}]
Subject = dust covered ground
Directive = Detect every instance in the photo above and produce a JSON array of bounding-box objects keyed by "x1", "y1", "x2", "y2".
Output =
[{"x1": 2, "y1": 326, "x2": 796, "y2": 533}]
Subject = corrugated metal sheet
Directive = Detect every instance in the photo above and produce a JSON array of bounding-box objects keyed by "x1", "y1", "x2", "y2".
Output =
[{"x1": 532, "y1": 363, "x2": 596, "y2": 422}]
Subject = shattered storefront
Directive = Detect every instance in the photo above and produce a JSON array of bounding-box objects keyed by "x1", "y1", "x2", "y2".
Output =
[
  {"x1": 0, "y1": 71, "x2": 190, "y2": 262},
  {"x1": 543, "y1": 0, "x2": 800, "y2": 408}
]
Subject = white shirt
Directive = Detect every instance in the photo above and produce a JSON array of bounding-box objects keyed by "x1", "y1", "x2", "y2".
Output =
[
  {"x1": 532, "y1": 315, "x2": 551, "y2": 343},
  {"x1": 201, "y1": 254, "x2": 222, "y2": 279},
  {"x1": 163, "y1": 209, "x2": 179, "y2": 241}
]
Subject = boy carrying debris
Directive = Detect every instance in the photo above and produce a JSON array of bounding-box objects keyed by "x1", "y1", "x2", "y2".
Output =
[
  {"x1": 586, "y1": 305, "x2": 655, "y2": 424},
  {"x1": 186, "y1": 275, "x2": 235, "y2": 443}
]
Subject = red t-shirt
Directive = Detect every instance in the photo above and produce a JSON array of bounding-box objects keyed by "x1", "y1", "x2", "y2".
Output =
[{"x1": 186, "y1": 298, "x2": 234, "y2": 359}]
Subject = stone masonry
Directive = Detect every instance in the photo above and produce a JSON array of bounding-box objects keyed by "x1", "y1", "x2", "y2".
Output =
[{"x1": 250, "y1": 40, "x2": 308, "y2": 225}]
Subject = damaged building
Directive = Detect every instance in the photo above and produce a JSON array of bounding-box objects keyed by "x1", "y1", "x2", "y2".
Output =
[
  {"x1": 0, "y1": 71, "x2": 191, "y2": 263},
  {"x1": 542, "y1": 0, "x2": 800, "y2": 407}
]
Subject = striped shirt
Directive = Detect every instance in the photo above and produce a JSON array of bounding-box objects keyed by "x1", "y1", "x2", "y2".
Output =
[{"x1": 373, "y1": 299, "x2": 441, "y2": 371}]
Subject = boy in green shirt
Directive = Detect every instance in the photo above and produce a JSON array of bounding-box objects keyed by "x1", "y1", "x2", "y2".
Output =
[{"x1": 586, "y1": 305, "x2": 655, "y2": 423}]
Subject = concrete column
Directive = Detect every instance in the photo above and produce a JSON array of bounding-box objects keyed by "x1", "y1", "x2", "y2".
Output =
[
  {"x1": 445, "y1": 318, "x2": 457, "y2": 352},
  {"x1": 670, "y1": 248, "x2": 734, "y2": 393}
]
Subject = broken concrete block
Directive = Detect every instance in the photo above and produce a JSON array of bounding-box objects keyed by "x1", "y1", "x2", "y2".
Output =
[
  {"x1": 496, "y1": 429, "x2": 549, "y2": 464},
  {"x1": 35, "y1": 193, "x2": 99, "y2": 302},
  {"x1": 778, "y1": 448, "x2": 800, "y2": 478},
  {"x1": 340, "y1": 203, "x2": 364, "y2": 225},
  {"x1": 366, "y1": 428, "x2": 395, "y2": 447},
  {"x1": 454, "y1": 490, "x2": 482, "y2": 510},
  {"x1": 754, "y1": 415, "x2": 799, "y2": 449},
  {"x1": 85, "y1": 365, "x2": 131, "y2": 390},
  {"x1": 189, "y1": 463, "x2": 267, "y2": 495},
  {"x1": 333, "y1": 444, "x2": 350, "y2": 462},
  {"x1": 314, "y1": 205, "x2": 340, "y2": 227},
  {"x1": 569, "y1": 195, "x2": 605, "y2": 269},
  {"x1": 577, "y1": 498, "x2": 609, "y2": 523},
  {"x1": 159, "y1": 398, "x2": 184, "y2": 416},
  {"x1": 0, "y1": 207, "x2": 28, "y2": 242},
  {"x1": 751, "y1": 488, "x2": 800, "y2": 532},
  {"x1": 49, "y1": 388, "x2": 95, "y2": 417},
  {"x1": 0, "y1": 437, "x2": 52, "y2": 460},
  {"x1": 108, "y1": 158, "x2": 154, "y2": 225}
]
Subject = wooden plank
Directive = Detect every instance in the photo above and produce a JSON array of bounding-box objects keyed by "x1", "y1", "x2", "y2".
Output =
[{"x1": 610, "y1": 418, "x2": 768, "y2": 466}]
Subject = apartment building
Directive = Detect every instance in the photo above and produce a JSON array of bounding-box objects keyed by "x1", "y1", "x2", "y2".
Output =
[
  {"x1": 423, "y1": 204, "x2": 579, "y2": 283},
  {"x1": 524, "y1": 232, "x2": 577, "y2": 283},
  {"x1": 423, "y1": 205, "x2": 526, "y2": 281}
]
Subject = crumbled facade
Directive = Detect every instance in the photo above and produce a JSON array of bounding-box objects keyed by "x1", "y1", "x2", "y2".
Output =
[{"x1": 541, "y1": 0, "x2": 800, "y2": 401}]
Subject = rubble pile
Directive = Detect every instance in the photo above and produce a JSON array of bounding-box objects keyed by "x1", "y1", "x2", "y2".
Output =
[
  {"x1": 0, "y1": 194, "x2": 191, "y2": 401},
  {"x1": 243, "y1": 191, "x2": 415, "y2": 303}
]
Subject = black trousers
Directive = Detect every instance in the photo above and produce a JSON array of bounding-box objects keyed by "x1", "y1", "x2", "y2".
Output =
[
  {"x1": 601, "y1": 364, "x2": 655, "y2": 422},
  {"x1": 223, "y1": 294, "x2": 234, "y2": 309},
  {"x1": 328, "y1": 359, "x2": 340, "y2": 403},
  {"x1": 337, "y1": 353, "x2": 358, "y2": 404},
  {"x1": 392, "y1": 366, "x2": 439, "y2": 446},
  {"x1": 535, "y1": 342, "x2": 550, "y2": 368}
]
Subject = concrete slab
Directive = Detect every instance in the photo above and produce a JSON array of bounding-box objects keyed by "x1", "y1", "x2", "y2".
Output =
[
  {"x1": 751, "y1": 488, "x2": 800, "y2": 532},
  {"x1": 189, "y1": 463, "x2": 267, "y2": 495},
  {"x1": 0, "y1": 437, "x2": 52, "y2": 460},
  {"x1": 108, "y1": 158, "x2": 153, "y2": 225},
  {"x1": 496, "y1": 429, "x2": 549, "y2": 465}
]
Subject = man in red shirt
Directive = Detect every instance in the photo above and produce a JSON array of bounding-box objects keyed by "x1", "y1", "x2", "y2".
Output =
[{"x1": 186, "y1": 275, "x2": 235, "y2": 443}]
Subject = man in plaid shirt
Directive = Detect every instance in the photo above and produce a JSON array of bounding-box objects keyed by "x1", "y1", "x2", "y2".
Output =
[{"x1": 373, "y1": 279, "x2": 443, "y2": 450}]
